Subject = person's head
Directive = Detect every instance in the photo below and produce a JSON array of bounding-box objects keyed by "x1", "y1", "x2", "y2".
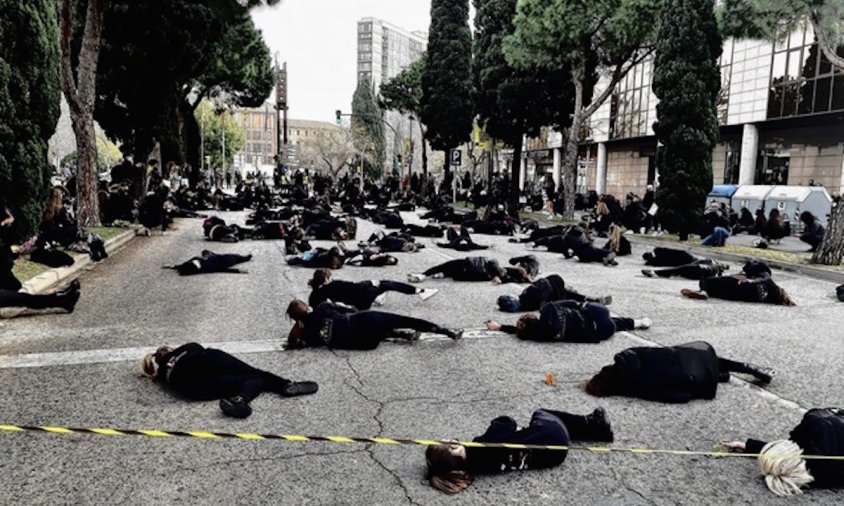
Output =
[
  {"x1": 596, "y1": 201, "x2": 609, "y2": 216},
  {"x1": 497, "y1": 295, "x2": 522, "y2": 313},
  {"x1": 799, "y1": 211, "x2": 815, "y2": 224},
  {"x1": 308, "y1": 268, "x2": 332, "y2": 289},
  {"x1": 775, "y1": 286, "x2": 796, "y2": 306},
  {"x1": 286, "y1": 299, "x2": 311, "y2": 321},
  {"x1": 502, "y1": 266, "x2": 531, "y2": 284},
  {"x1": 331, "y1": 228, "x2": 348, "y2": 241},
  {"x1": 327, "y1": 247, "x2": 345, "y2": 269},
  {"x1": 758, "y1": 440, "x2": 813, "y2": 496},
  {"x1": 140, "y1": 345, "x2": 173, "y2": 380},
  {"x1": 515, "y1": 314, "x2": 539, "y2": 340},
  {"x1": 43, "y1": 187, "x2": 65, "y2": 222},
  {"x1": 584, "y1": 366, "x2": 616, "y2": 397},
  {"x1": 768, "y1": 208, "x2": 781, "y2": 220},
  {"x1": 425, "y1": 443, "x2": 472, "y2": 494}
]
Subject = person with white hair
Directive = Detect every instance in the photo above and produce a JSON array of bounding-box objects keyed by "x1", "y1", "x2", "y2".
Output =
[{"x1": 721, "y1": 407, "x2": 844, "y2": 495}]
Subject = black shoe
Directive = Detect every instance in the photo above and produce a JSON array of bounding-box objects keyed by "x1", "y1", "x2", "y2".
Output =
[
  {"x1": 280, "y1": 381, "x2": 319, "y2": 397},
  {"x1": 391, "y1": 329, "x2": 422, "y2": 342},
  {"x1": 588, "y1": 295, "x2": 612, "y2": 305},
  {"x1": 440, "y1": 327, "x2": 463, "y2": 340},
  {"x1": 62, "y1": 287, "x2": 81, "y2": 313},
  {"x1": 586, "y1": 407, "x2": 614, "y2": 442},
  {"x1": 744, "y1": 364, "x2": 774, "y2": 385},
  {"x1": 220, "y1": 396, "x2": 252, "y2": 418},
  {"x1": 58, "y1": 279, "x2": 81, "y2": 297},
  {"x1": 642, "y1": 269, "x2": 655, "y2": 278}
]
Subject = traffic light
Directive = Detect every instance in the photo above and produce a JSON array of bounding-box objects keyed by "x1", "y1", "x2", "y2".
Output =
[{"x1": 335, "y1": 110, "x2": 342, "y2": 125}]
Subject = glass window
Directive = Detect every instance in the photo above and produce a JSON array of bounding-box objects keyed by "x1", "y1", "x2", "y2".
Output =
[
  {"x1": 782, "y1": 82, "x2": 800, "y2": 116},
  {"x1": 767, "y1": 85, "x2": 783, "y2": 118},
  {"x1": 798, "y1": 79, "x2": 815, "y2": 114},
  {"x1": 815, "y1": 77, "x2": 832, "y2": 112},
  {"x1": 755, "y1": 149, "x2": 790, "y2": 185},
  {"x1": 832, "y1": 74, "x2": 844, "y2": 111},
  {"x1": 771, "y1": 52, "x2": 787, "y2": 82},
  {"x1": 788, "y1": 29, "x2": 805, "y2": 49},
  {"x1": 786, "y1": 49, "x2": 802, "y2": 81}
]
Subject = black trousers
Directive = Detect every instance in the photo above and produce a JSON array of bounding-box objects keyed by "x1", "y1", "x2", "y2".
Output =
[
  {"x1": 331, "y1": 311, "x2": 442, "y2": 350},
  {"x1": 200, "y1": 251, "x2": 251, "y2": 272},
  {"x1": 171, "y1": 349, "x2": 290, "y2": 402},
  {"x1": 423, "y1": 259, "x2": 468, "y2": 278},
  {"x1": 366, "y1": 280, "x2": 417, "y2": 298},
  {"x1": 652, "y1": 262, "x2": 718, "y2": 280},
  {"x1": 0, "y1": 289, "x2": 64, "y2": 310},
  {"x1": 646, "y1": 247, "x2": 698, "y2": 267},
  {"x1": 575, "y1": 245, "x2": 613, "y2": 263}
]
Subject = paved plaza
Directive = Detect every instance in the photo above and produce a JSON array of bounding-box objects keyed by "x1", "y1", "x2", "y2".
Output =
[{"x1": 0, "y1": 212, "x2": 842, "y2": 505}]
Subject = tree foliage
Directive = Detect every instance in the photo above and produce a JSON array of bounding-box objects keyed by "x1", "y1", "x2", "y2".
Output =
[
  {"x1": 195, "y1": 101, "x2": 245, "y2": 178},
  {"x1": 653, "y1": 0, "x2": 722, "y2": 239},
  {"x1": 505, "y1": 0, "x2": 659, "y2": 218},
  {"x1": 420, "y1": 0, "x2": 474, "y2": 169},
  {"x1": 0, "y1": 0, "x2": 61, "y2": 240},
  {"x1": 352, "y1": 79, "x2": 385, "y2": 177},
  {"x1": 379, "y1": 56, "x2": 425, "y2": 116},
  {"x1": 298, "y1": 128, "x2": 358, "y2": 177}
]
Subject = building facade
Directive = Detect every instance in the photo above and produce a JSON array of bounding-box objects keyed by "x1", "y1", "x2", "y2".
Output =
[
  {"x1": 232, "y1": 104, "x2": 344, "y2": 173},
  {"x1": 530, "y1": 26, "x2": 844, "y2": 200},
  {"x1": 357, "y1": 17, "x2": 428, "y2": 175}
]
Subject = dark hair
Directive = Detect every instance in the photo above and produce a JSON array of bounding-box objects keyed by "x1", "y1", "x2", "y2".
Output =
[
  {"x1": 286, "y1": 299, "x2": 310, "y2": 321},
  {"x1": 799, "y1": 211, "x2": 815, "y2": 224},
  {"x1": 585, "y1": 374, "x2": 609, "y2": 397},
  {"x1": 309, "y1": 268, "x2": 332, "y2": 289},
  {"x1": 425, "y1": 445, "x2": 472, "y2": 494},
  {"x1": 503, "y1": 266, "x2": 531, "y2": 284},
  {"x1": 327, "y1": 247, "x2": 344, "y2": 270},
  {"x1": 515, "y1": 314, "x2": 539, "y2": 340}
]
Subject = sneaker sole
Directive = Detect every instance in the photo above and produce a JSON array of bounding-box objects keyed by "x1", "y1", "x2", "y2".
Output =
[{"x1": 219, "y1": 399, "x2": 252, "y2": 418}]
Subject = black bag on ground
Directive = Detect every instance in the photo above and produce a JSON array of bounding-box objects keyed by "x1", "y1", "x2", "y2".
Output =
[{"x1": 29, "y1": 248, "x2": 75, "y2": 268}]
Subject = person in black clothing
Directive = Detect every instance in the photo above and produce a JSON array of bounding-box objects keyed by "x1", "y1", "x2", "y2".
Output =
[
  {"x1": 285, "y1": 300, "x2": 462, "y2": 350},
  {"x1": 762, "y1": 208, "x2": 790, "y2": 242},
  {"x1": 286, "y1": 246, "x2": 345, "y2": 269},
  {"x1": 509, "y1": 224, "x2": 567, "y2": 244},
  {"x1": 496, "y1": 274, "x2": 612, "y2": 312},
  {"x1": 509, "y1": 255, "x2": 540, "y2": 279},
  {"x1": 408, "y1": 256, "x2": 531, "y2": 284},
  {"x1": 307, "y1": 268, "x2": 438, "y2": 309},
  {"x1": 680, "y1": 261, "x2": 796, "y2": 305},
  {"x1": 798, "y1": 211, "x2": 825, "y2": 252},
  {"x1": 642, "y1": 247, "x2": 702, "y2": 267},
  {"x1": 642, "y1": 261, "x2": 728, "y2": 280},
  {"x1": 437, "y1": 226, "x2": 489, "y2": 251},
  {"x1": 166, "y1": 250, "x2": 252, "y2": 275},
  {"x1": 837, "y1": 284, "x2": 844, "y2": 302},
  {"x1": 401, "y1": 223, "x2": 445, "y2": 238},
  {"x1": 487, "y1": 301, "x2": 649, "y2": 343},
  {"x1": 585, "y1": 341, "x2": 773, "y2": 403},
  {"x1": 38, "y1": 188, "x2": 108, "y2": 261},
  {"x1": 0, "y1": 279, "x2": 81, "y2": 313},
  {"x1": 721, "y1": 407, "x2": 844, "y2": 496},
  {"x1": 363, "y1": 231, "x2": 422, "y2": 253},
  {"x1": 141, "y1": 342, "x2": 318, "y2": 418},
  {"x1": 424, "y1": 407, "x2": 614, "y2": 494},
  {"x1": 371, "y1": 210, "x2": 404, "y2": 229}
]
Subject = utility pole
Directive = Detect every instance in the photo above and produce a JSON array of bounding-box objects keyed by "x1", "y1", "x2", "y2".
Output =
[
  {"x1": 221, "y1": 110, "x2": 226, "y2": 188},
  {"x1": 275, "y1": 57, "x2": 289, "y2": 182}
]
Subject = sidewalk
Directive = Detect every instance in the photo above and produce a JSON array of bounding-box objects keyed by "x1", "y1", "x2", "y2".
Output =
[{"x1": 628, "y1": 233, "x2": 844, "y2": 284}]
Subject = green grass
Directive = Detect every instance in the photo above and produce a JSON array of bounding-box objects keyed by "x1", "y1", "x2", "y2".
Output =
[{"x1": 10, "y1": 227, "x2": 129, "y2": 284}]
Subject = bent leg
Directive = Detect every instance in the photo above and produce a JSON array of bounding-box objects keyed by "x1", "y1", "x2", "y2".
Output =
[
  {"x1": 0, "y1": 290, "x2": 63, "y2": 310},
  {"x1": 422, "y1": 259, "x2": 465, "y2": 278},
  {"x1": 377, "y1": 280, "x2": 418, "y2": 295}
]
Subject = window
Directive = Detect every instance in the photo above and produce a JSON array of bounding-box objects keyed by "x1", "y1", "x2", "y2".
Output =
[
  {"x1": 768, "y1": 28, "x2": 844, "y2": 118},
  {"x1": 610, "y1": 59, "x2": 652, "y2": 139},
  {"x1": 723, "y1": 143, "x2": 740, "y2": 184},
  {"x1": 755, "y1": 148, "x2": 790, "y2": 184}
]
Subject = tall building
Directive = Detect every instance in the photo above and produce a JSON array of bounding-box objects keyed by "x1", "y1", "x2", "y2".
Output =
[
  {"x1": 357, "y1": 18, "x2": 428, "y2": 175},
  {"x1": 528, "y1": 25, "x2": 844, "y2": 199}
]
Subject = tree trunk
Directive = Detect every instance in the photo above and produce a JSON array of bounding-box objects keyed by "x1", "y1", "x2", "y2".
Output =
[
  {"x1": 59, "y1": 0, "x2": 104, "y2": 227},
  {"x1": 812, "y1": 203, "x2": 844, "y2": 265},
  {"x1": 508, "y1": 136, "x2": 523, "y2": 218},
  {"x1": 562, "y1": 66, "x2": 585, "y2": 221}
]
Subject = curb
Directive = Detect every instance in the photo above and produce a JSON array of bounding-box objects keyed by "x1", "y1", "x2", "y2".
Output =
[
  {"x1": 628, "y1": 236, "x2": 844, "y2": 284},
  {"x1": 21, "y1": 228, "x2": 138, "y2": 295}
]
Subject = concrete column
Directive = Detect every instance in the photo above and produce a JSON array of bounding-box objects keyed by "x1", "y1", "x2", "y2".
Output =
[
  {"x1": 552, "y1": 148, "x2": 562, "y2": 186},
  {"x1": 519, "y1": 155, "x2": 527, "y2": 190},
  {"x1": 739, "y1": 124, "x2": 759, "y2": 185},
  {"x1": 596, "y1": 142, "x2": 608, "y2": 194}
]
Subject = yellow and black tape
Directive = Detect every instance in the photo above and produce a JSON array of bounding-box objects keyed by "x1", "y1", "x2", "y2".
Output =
[{"x1": 2, "y1": 424, "x2": 844, "y2": 461}]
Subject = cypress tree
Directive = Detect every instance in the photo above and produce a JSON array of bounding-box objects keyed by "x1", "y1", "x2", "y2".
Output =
[
  {"x1": 421, "y1": 0, "x2": 473, "y2": 175},
  {"x1": 0, "y1": 1, "x2": 61, "y2": 240},
  {"x1": 652, "y1": 0, "x2": 723, "y2": 240},
  {"x1": 351, "y1": 79, "x2": 385, "y2": 177}
]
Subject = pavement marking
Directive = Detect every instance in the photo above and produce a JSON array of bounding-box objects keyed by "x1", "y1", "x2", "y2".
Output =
[
  {"x1": 0, "y1": 331, "x2": 508, "y2": 369},
  {"x1": 2, "y1": 423, "x2": 843, "y2": 460}
]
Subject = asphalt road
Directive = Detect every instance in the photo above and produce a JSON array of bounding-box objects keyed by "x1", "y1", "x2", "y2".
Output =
[{"x1": 0, "y1": 210, "x2": 842, "y2": 505}]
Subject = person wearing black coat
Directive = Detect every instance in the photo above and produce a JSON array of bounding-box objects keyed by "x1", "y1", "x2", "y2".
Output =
[
  {"x1": 408, "y1": 256, "x2": 505, "y2": 283},
  {"x1": 585, "y1": 341, "x2": 773, "y2": 403},
  {"x1": 436, "y1": 226, "x2": 489, "y2": 251},
  {"x1": 496, "y1": 274, "x2": 612, "y2": 312},
  {"x1": 487, "y1": 300, "x2": 649, "y2": 343},
  {"x1": 286, "y1": 300, "x2": 462, "y2": 350},
  {"x1": 722, "y1": 407, "x2": 844, "y2": 495},
  {"x1": 142, "y1": 342, "x2": 318, "y2": 418},
  {"x1": 642, "y1": 247, "x2": 701, "y2": 267},
  {"x1": 799, "y1": 211, "x2": 825, "y2": 251},
  {"x1": 424, "y1": 407, "x2": 614, "y2": 494},
  {"x1": 167, "y1": 250, "x2": 252, "y2": 275},
  {"x1": 307, "y1": 268, "x2": 438, "y2": 310},
  {"x1": 680, "y1": 261, "x2": 796, "y2": 305}
]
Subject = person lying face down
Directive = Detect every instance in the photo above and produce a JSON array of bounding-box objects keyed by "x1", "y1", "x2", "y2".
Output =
[
  {"x1": 166, "y1": 250, "x2": 252, "y2": 275},
  {"x1": 407, "y1": 256, "x2": 536, "y2": 285},
  {"x1": 285, "y1": 299, "x2": 462, "y2": 351},
  {"x1": 425, "y1": 407, "x2": 614, "y2": 495},
  {"x1": 585, "y1": 341, "x2": 773, "y2": 404},
  {"x1": 286, "y1": 246, "x2": 345, "y2": 270},
  {"x1": 307, "y1": 268, "x2": 438, "y2": 310},
  {"x1": 721, "y1": 407, "x2": 844, "y2": 496},
  {"x1": 497, "y1": 274, "x2": 612, "y2": 313},
  {"x1": 487, "y1": 300, "x2": 649, "y2": 343},
  {"x1": 680, "y1": 260, "x2": 796, "y2": 305},
  {"x1": 141, "y1": 342, "x2": 318, "y2": 419}
]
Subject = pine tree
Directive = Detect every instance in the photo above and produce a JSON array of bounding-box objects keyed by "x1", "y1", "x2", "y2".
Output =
[
  {"x1": 652, "y1": 0, "x2": 722, "y2": 240},
  {"x1": 421, "y1": 0, "x2": 473, "y2": 176},
  {"x1": 0, "y1": 1, "x2": 61, "y2": 240},
  {"x1": 351, "y1": 79, "x2": 385, "y2": 177}
]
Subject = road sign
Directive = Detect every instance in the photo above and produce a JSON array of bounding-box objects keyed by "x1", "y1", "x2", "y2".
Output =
[{"x1": 450, "y1": 149, "x2": 462, "y2": 167}]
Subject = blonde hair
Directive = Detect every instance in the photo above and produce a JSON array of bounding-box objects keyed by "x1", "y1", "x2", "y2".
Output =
[
  {"x1": 607, "y1": 225, "x2": 624, "y2": 253},
  {"x1": 758, "y1": 440, "x2": 813, "y2": 496}
]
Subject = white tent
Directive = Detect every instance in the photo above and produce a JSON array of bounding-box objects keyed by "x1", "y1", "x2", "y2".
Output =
[{"x1": 732, "y1": 186, "x2": 775, "y2": 215}]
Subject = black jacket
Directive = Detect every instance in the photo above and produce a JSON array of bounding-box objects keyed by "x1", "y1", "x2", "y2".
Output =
[
  {"x1": 309, "y1": 280, "x2": 375, "y2": 310},
  {"x1": 459, "y1": 256, "x2": 501, "y2": 281},
  {"x1": 519, "y1": 275, "x2": 568, "y2": 311},
  {"x1": 466, "y1": 410, "x2": 568, "y2": 474},
  {"x1": 598, "y1": 341, "x2": 720, "y2": 403},
  {"x1": 746, "y1": 408, "x2": 844, "y2": 488}
]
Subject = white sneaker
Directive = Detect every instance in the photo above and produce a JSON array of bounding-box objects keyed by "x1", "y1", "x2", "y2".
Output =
[
  {"x1": 431, "y1": 272, "x2": 445, "y2": 279},
  {"x1": 633, "y1": 318, "x2": 652, "y2": 330},
  {"x1": 408, "y1": 273, "x2": 425, "y2": 283},
  {"x1": 418, "y1": 288, "x2": 439, "y2": 301},
  {"x1": 373, "y1": 293, "x2": 387, "y2": 306}
]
